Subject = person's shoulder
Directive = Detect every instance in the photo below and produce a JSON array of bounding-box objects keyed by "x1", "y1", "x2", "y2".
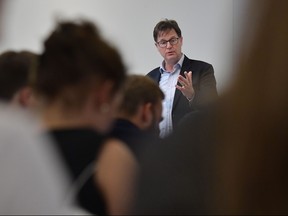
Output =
[
  {"x1": 184, "y1": 56, "x2": 213, "y2": 68},
  {"x1": 146, "y1": 67, "x2": 160, "y2": 76},
  {"x1": 146, "y1": 67, "x2": 161, "y2": 82}
]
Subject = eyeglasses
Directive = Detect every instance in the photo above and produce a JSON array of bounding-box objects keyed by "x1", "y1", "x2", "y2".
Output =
[{"x1": 156, "y1": 37, "x2": 179, "y2": 48}]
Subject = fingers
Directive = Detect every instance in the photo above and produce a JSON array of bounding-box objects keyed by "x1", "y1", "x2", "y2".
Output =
[
  {"x1": 175, "y1": 84, "x2": 183, "y2": 91},
  {"x1": 184, "y1": 71, "x2": 192, "y2": 84},
  {"x1": 176, "y1": 71, "x2": 194, "y2": 99},
  {"x1": 175, "y1": 78, "x2": 186, "y2": 90},
  {"x1": 178, "y1": 77, "x2": 187, "y2": 87},
  {"x1": 178, "y1": 71, "x2": 192, "y2": 86}
]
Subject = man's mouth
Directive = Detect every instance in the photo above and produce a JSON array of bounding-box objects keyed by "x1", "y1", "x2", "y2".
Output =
[{"x1": 166, "y1": 51, "x2": 174, "y2": 55}]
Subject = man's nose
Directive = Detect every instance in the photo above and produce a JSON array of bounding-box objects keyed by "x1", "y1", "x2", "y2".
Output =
[{"x1": 166, "y1": 41, "x2": 173, "y2": 48}]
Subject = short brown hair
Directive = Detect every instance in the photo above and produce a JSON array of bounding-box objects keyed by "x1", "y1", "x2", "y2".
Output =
[
  {"x1": 0, "y1": 50, "x2": 37, "y2": 101},
  {"x1": 153, "y1": 19, "x2": 182, "y2": 42},
  {"x1": 118, "y1": 75, "x2": 164, "y2": 117}
]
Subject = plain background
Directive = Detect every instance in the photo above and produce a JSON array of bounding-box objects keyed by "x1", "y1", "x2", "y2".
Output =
[{"x1": 0, "y1": 0, "x2": 251, "y2": 93}]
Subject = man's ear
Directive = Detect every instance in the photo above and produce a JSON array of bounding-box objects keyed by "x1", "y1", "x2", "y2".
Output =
[
  {"x1": 140, "y1": 102, "x2": 153, "y2": 129},
  {"x1": 12, "y1": 86, "x2": 33, "y2": 107},
  {"x1": 180, "y1": 36, "x2": 183, "y2": 45},
  {"x1": 91, "y1": 81, "x2": 114, "y2": 111}
]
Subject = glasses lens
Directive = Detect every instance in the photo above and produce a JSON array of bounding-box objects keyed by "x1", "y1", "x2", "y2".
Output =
[
  {"x1": 157, "y1": 38, "x2": 178, "y2": 47},
  {"x1": 159, "y1": 41, "x2": 167, "y2": 47},
  {"x1": 170, "y1": 38, "x2": 178, "y2": 45}
]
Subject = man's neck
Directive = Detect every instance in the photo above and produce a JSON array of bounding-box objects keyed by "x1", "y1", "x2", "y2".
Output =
[
  {"x1": 117, "y1": 113, "x2": 145, "y2": 130},
  {"x1": 164, "y1": 57, "x2": 181, "y2": 72},
  {"x1": 165, "y1": 63, "x2": 175, "y2": 72}
]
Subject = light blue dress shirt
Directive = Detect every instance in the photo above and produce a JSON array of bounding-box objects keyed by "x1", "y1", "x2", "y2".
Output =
[{"x1": 159, "y1": 54, "x2": 184, "y2": 138}]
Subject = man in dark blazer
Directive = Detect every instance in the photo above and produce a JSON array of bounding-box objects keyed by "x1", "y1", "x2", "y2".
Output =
[{"x1": 147, "y1": 19, "x2": 218, "y2": 138}]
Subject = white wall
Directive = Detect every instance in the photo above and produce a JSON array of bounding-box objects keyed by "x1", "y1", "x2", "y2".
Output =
[{"x1": 0, "y1": 0, "x2": 249, "y2": 93}]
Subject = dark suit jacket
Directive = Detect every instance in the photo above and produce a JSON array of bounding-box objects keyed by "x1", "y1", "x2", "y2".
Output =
[{"x1": 146, "y1": 55, "x2": 218, "y2": 128}]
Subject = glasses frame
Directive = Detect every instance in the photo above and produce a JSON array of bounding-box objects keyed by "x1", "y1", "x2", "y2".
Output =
[{"x1": 156, "y1": 37, "x2": 180, "y2": 48}]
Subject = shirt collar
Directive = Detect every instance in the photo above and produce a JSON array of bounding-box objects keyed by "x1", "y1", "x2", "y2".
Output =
[{"x1": 159, "y1": 54, "x2": 184, "y2": 74}]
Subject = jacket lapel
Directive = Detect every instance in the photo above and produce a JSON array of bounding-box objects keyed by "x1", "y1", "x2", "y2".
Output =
[{"x1": 149, "y1": 68, "x2": 161, "y2": 83}]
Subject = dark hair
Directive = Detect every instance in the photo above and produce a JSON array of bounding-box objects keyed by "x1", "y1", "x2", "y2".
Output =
[
  {"x1": 34, "y1": 20, "x2": 126, "y2": 105},
  {"x1": 118, "y1": 75, "x2": 164, "y2": 117},
  {"x1": 0, "y1": 50, "x2": 37, "y2": 101},
  {"x1": 153, "y1": 19, "x2": 182, "y2": 42}
]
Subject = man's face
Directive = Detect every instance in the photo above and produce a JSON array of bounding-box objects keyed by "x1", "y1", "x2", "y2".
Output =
[
  {"x1": 155, "y1": 29, "x2": 183, "y2": 65},
  {"x1": 147, "y1": 99, "x2": 163, "y2": 135}
]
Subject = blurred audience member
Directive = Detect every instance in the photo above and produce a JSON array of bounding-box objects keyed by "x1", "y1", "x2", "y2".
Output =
[
  {"x1": 32, "y1": 20, "x2": 127, "y2": 215},
  {"x1": 0, "y1": 50, "x2": 38, "y2": 108},
  {"x1": 0, "y1": 1, "x2": 87, "y2": 214},
  {"x1": 0, "y1": 104, "x2": 80, "y2": 214},
  {"x1": 96, "y1": 74, "x2": 164, "y2": 215},
  {"x1": 133, "y1": 0, "x2": 288, "y2": 215}
]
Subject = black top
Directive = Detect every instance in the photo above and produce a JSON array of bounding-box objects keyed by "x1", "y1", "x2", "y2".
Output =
[
  {"x1": 49, "y1": 128, "x2": 107, "y2": 215},
  {"x1": 109, "y1": 119, "x2": 160, "y2": 161}
]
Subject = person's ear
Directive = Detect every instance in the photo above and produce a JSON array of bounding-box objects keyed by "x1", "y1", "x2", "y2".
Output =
[
  {"x1": 140, "y1": 102, "x2": 153, "y2": 129},
  {"x1": 13, "y1": 86, "x2": 33, "y2": 108},
  {"x1": 91, "y1": 81, "x2": 114, "y2": 113},
  {"x1": 180, "y1": 36, "x2": 183, "y2": 44}
]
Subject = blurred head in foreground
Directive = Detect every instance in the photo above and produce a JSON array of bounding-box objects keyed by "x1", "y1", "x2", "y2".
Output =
[
  {"x1": 216, "y1": 0, "x2": 288, "y2": 213},
  {"x1": 0, "y1": 50, "x2": 38, "y2": 108},
  {"x1": 33, "y1": 19, "x2": 127, "y2": 132}
]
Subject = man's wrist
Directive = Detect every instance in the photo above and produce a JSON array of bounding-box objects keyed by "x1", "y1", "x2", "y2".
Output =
[{"x1": 186, "y1": 95, "x2": 194, "y2": 102}]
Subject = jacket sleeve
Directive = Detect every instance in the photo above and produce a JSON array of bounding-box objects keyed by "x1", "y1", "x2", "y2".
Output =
[{"x1": 189, "y1": 64, "x2": 218, "y2": 109}]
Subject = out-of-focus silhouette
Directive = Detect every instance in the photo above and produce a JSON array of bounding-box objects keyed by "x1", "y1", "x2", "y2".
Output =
[
  {"x1": 0, "y1": 1, "x2": 87, "y2": 214},
  {"x1": 0, "y1": 104, "x2": 79, "y2": 214},
  {"x1": 0, "y1": 50, "x2": 38, "y2": 108},
  {"x1": 133, "y1": 0, "x2": 288, "y2": 215},
  {"x1": 32, "y1": 20, "x2": 127, "y2": 215},
  {"x1": 96, "y1": 74, "x2": 164, "y2": 215}
]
